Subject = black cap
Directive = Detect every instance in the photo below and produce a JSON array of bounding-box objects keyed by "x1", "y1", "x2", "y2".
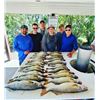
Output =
[
  {"x1": 65, "y1": 25, "x2": 72, "y2": 29},
  {"x1": 20, "y1": 25, "x2": 28, "y2": 29},
  {"x1": 40, "y1": 20, "x2": 45, "y2": 24}
]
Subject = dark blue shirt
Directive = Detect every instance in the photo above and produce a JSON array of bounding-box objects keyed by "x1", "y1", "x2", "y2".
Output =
[
  {"x1": 61, "y1": 33, "x2": 78, "y2": 52},
  {"x1": 13, "y1": 33, "x2": 33, "y2": 64},
  {"x1": 56, "y1": 31, "x2": 65, "y2": 51}
]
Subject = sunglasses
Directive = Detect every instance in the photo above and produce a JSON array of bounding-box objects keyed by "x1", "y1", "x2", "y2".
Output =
[
  {"x1": 33, "y1": 28, "x2": 38, "y2": 29},
  {"x1": 65, "y1": 29, "x2": 71, "y2": 31}
]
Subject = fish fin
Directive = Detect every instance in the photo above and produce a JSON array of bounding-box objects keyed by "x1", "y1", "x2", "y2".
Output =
[
  {"x1": 45, "y1": 70, "x2": 48, "y2": 73},
  {"x1": 52, "y1": 91, "x2": 63, "y2": 95},
  {"x1": 40, "y1": 89, "x2": 48, "y2": 96},
  {"x1": 44, "y1": 80, "x2": 48, "y2": 85},
  {"x1": 8, "y1": 79, "x2": 14, "y2": 83}
]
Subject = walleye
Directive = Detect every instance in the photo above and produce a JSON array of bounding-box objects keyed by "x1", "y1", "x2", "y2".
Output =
[
  {"x1": 20, "y1": 65, "x2": 41, "y2": 69},
  {"x1": 45, "y1": 82, "x2": 88, "y2": 93},
  {"x1": 5, "y1": 80, "x2": 43, "y2": 90},
  {"x1": 47, "y1": 70, "x2": 75, "y2": 78},
  {"x1": 44, "y1": 58, "x2": 64, "y2": 62},
  {"x1": 47, "y1": 67, "x2": 65, "y2": 73},
  {"x1": 24, "y1": 63, "x2": 44, "y2": 67},
  {"x1": 48, "y1": 61, "x2": 66, "y2": 65},
  {"x1": 9, "y1": 74, "x2": 44, "y2": 82},
  {"x1": 17, "y1": 70, "x2": 43, "y2": 76},
  {"x1": 19, "y1": 67, "x2": 43, "y2": 72},
  {"x1": 25, "y1": 61, "x2": 44, "y2": 66},
  {"x1": 47, "y1": 77, "x2": 79, "y2": 84},
  {"x1": 26, "y1": 59, "x2": 44, "y2": 63}
]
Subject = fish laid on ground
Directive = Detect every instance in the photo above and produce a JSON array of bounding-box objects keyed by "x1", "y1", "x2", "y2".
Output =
[
  {"x1": 19, "y1": 67, "x2": 44, "y2": 73},
  {"x1": 48, "y1": 60, "x2": 65, "y2": 64},
  {"x1": 19, "y1": 66, "x2": 43, "y2": 72},
  {"x1": 25, "y1": 61, "x2": 44, "y2": 66},
  {"x1": 44, "y1": 58, "x2": 64, "y2": 63},
  {"x1": 26, "y1": 59, "x2": 44, "y2": 63},
  {"x1": 45, "y1": 82, "x2": 88, "y2": 93},
  {"x1": 47, "y1": 64, "x2": 68, "y2": 70},
  {"x1": 17, "y1": 70, "x2": 43, "y2": 76},
  {"x1": 6, "y1": 52, "x2": 88, "y2": 94},
  {"x1": 47, "y1": 77, "x2": 80, "y2": 84},
  {"x1": 48, "y1": 61, "x2": 66, "y2": 65},
  {"x1": 47, "y1": 71, "x2": 75, "y2": 78},
  {"x1": 47, "y1": 67, "x2": 65, "y2": 73},
  {"x1": 24, "y1": 63, "x2": 44, "y2": 67},
  {"x1": 5, "y1": 80, "x2": 43, "y2": 90},
  {"x1": 9, "y1": 74, "x2": 44, "y2": 82}
]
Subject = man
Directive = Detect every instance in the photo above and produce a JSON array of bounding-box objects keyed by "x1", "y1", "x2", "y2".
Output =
[
  {"x1": 56, "y1": 24, "x2": 65, "y2": 51},
  {"x1": 29, "y1": 23, "x2": 42, "y2": 52},
  {"x1": 60, "y1": 25, "x2": 78, "y2": 57},
  {"x1": 13, "y1": 25, "x2": 33, "y2": 65},
  {"x1": 90, "y1": 39, "x2": 95, "y2": 51},
  {"x1": 42, "y1": 25, "x2": 57, "y2": 52},
  {"x1": 38, "y1": 20, "x2": 47, "y2": 36}
]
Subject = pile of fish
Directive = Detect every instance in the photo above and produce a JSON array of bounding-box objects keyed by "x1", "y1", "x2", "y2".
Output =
[
  {"x1": 41, "y1": 52, "x2": 88, "y2": 95},
  {"x1": 5, "y1": 52, "x2": 46, "y2": 90},
  {"x1": 5, "y1": 52, "x2": 88, "y2": 95}
]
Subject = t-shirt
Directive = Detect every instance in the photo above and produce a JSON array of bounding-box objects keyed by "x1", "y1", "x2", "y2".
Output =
[
  {"x1": 29, "y1": 33, "x2": 43, "y2": 52},
  {"x1": 42, "y1": 33, "x2": 57, "y2": 52},
  {"x1": 56, "y1": 31, "x2": 65, "y2": 51},
  {"x1": 13, "y1": 33, "x2": 33, "y2": 64},
  {"x1": 61, "y1": 33, "x2": 78, "y2": 52}
]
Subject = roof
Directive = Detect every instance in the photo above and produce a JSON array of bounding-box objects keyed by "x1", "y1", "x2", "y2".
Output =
[{"x1": 5, "y1": 0, "x2": 94, "y2": 15}]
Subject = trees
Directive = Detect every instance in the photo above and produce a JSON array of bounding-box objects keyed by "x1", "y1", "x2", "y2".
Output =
[
  {"x1": 58, "y1": 15, "x2": 95, "y2": 45},
  {"x1": 5, "y1": 13, "x2": 95, "y2": 51}
]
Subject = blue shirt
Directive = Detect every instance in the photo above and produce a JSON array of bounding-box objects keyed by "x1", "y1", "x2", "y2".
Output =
[
  {"x1": 13, "y1": 33, "x2": 33, "y2": 64},
  {"x1": 56, "y1": 31, "x2": 65, "y2": 51},
  {"x1": 61, "y1": 33, "x2": 78, "y2": 52}
]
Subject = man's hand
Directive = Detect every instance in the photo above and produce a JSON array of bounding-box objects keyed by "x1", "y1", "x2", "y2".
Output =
[
  {"x1": 90, "y1": 45, "x2": 95, "y2": 51},
  {"x1": 67, "y1": 52, "x2": 73, "y2": 58},
  {"x1": 24, "y1": 51, "x2": 30, "y2": 55},
  {"x1": 67, "y1": 50, "x2": 76, "y2": 58}
]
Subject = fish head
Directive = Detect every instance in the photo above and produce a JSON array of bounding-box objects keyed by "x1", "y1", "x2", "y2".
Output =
[{"x1": 80, "y1": 85, "x2": 88, "y2": 91}]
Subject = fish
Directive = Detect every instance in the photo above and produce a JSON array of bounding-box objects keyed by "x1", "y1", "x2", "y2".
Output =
[
  {"x1": 52, "y1": 63, "x2": 66, "y2": 68},
  {"x1": 5, "y1": 80, "x2": 43, "y2": 90},
  {"x1": 9, "y1": 74, "x2": 44, "y2": 82},
  {"x1": 48, "y1": 52, "x2": 62, "y2": 56},
  {"x1": 24, "y1": 63, "x2": 44, "y2": 67},
  {"x1": 46, "y1": 82, "x2": 88, "y2": 93},
  {"x1": 20, "y1": 65, "x2": 42, "y2": 69},
  {"x1": 46, "y1": 64, "x2": 68, "y2": 70},
  {"x1": 26, "y1": 59, "x2": 44, "y2": 63},
  {"x1": 55, "y1": 70, "x2": 71, "y2": 74},
  {"x1": 47, "y1": 77, "x2": 79, "y2": 84},
  {"x1": 25, "y1": 61, "x2": 44, "y2": 66},
  {"x1": 17, "y1": 70, "x2": 43, "y2": 76},
  {"x1": 48, "y1": 61, "x2": 66, "y2": 65},
  {"x1": 48, "y1": 62, "x2": 66, "y2": 66},
  {"x1": 19, "y1": 66, "x2": 44, "y2": 73},
  {"x1": 44, "y1": 58, "x2": 64, "y2": 62},
  {"x1": 47, "y1": 67, "x2": 65, "y2": 73},
  {"x1": 36, "y1": 52, "x2": 46, "y2": 57},
  {"x1": 48, "y1": 60, "x2": 65, "y2": 63},
  {"x1": 47, "y1": 71, "x2": 74, "y2": 78}
]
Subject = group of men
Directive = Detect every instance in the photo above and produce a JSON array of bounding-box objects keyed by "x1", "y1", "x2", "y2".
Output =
[{"x1": 13, "y1": 20, "x2": 78, "y2": 65}]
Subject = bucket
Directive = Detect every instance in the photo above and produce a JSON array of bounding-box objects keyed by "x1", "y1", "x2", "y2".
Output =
[{"x1": 76, "y1": 46, "x2": 92, "y2": 72}]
